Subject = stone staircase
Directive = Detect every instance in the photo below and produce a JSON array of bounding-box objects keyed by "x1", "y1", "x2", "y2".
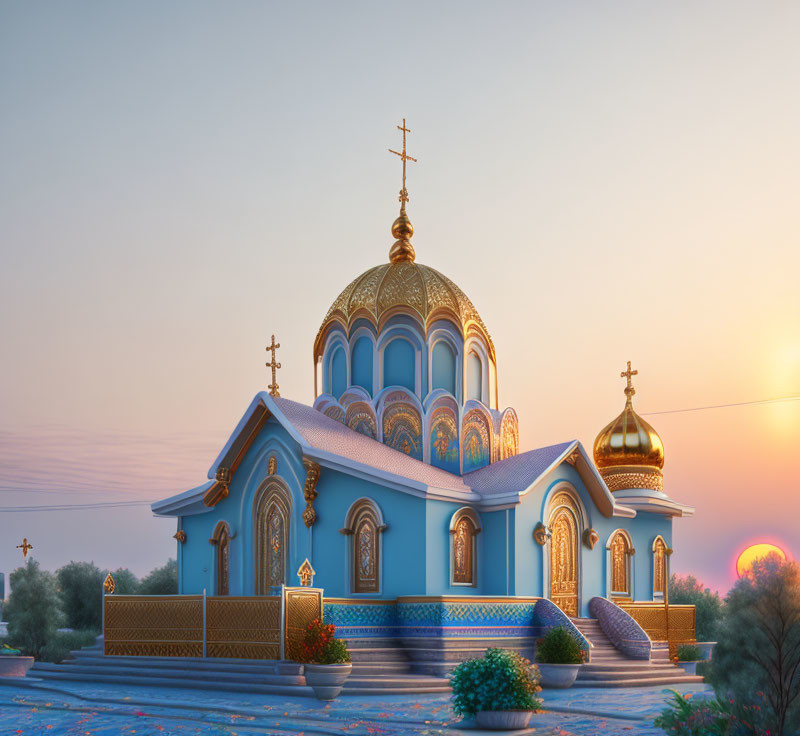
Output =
[
  {"x1": 570, "y1": 617, "x2": 704, "y2": 688},
  {"x1": 26, "y1": 637, "x2": 450, "y2": 697}
]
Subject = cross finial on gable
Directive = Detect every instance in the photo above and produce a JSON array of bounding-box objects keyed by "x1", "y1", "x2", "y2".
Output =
[
  {"x1": 620, "y1": 360, "x2": 638, "y2": 402},
  {"x1": 389, "y1": 118, "x2": 417, "y2": 210},
  {"x1": 266, "y1": 335, "x2": 281, "y2": 397}
]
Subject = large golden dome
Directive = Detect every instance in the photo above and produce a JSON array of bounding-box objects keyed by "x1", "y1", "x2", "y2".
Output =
[{"x1": 593, "y1": 363, "x2": 664, "y2": 492}]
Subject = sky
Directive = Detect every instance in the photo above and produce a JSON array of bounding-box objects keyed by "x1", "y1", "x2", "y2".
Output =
[{"x1": 0, "y1": 1, "x2": 798, "y2": 594}]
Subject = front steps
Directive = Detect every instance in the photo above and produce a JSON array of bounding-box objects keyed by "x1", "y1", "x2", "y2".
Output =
[{"x1": 570, "y1": 617, "x2": 704, "y2": 688}]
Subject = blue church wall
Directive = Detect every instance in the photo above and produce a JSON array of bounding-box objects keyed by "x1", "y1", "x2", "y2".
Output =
[
  {"x1": 481, "y1": 508, "x2": 514, "y2": 595},
  {"x1": 350, "y1": 335, "x2": 373, "y2": 396}
]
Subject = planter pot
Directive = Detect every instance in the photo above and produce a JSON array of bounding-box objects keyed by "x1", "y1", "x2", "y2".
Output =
[
  {"x1": 0, "y1": 656, "x2": 34, "y2": 678},
  {"x1": 677, "y1": 661, "x2": 699, "y2": 675},
  {"x1": 695, "y1": 642, "x2": 716, "y2": 661},
  {"x1": 304, "y1": 663, "x2": 352, "y2": 700},
  {"x1": 475, "y1": 710, "x2": 533, "y2": 730},
  {"x1": 537, "y1": 662, "x2": 580, "y2": 689}
]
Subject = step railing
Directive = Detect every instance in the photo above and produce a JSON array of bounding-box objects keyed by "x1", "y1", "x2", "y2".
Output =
[
  {"x1": 103, "y1": 585, "x2": 322, "y2": 660},
  {"x1": 588, "y1": 596, "x2": 651, "y2": 660}
]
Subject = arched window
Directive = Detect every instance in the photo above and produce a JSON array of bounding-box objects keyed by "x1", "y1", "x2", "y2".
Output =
[
  {"x1": 652, "y1": 536, "x2": 669, "y2": 600},
  {"x1": 467, "y1": 351, "x2": 482, "y2": 402},
  {"x1": 383, "y1": 338, "x2": 415, "y2": 392},
  {"x1": 342, "y1": 499, "x2": 386, "y2": 594},
  {"x1": 210, "y1": 521, "x2": 231, "y2": 596},
  {"x1": 607, "y1": 530, "x2": 634, "y2": 599},
  {"x1": 331, "y1": 346, "x2": 347, "y2": 399},
  {"x1": 350, "y1": 336, "x2": 373, "y2": 396},
  {"x1": 450, "y1": 508, "x2": 480, "y2": 586},
  {"x1": 431, "y1": 341, "x2": 457, "y2": 396},
  {"x1": 254, "y1": 480, "x2": 291, "y2": 594}
]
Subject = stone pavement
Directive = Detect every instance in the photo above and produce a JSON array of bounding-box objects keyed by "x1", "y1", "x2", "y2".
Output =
[{"x1": 0, "y1": 678, "x2": 712, "y2": 735}]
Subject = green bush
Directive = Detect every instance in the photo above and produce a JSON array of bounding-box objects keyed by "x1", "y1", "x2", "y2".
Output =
[
  {"x1": 670, "y1": 574, "x2": 724, "y2": 642},
  {"x1": 676, "y1": 644, "x2": 702, "y2": 662},
  {"x1": 450, "y1": 648, "x2": 542, "y2": 718},
  {"x1": 39, "y1": 629, "x2": 98, "y2": 664},
  {"x1": 536, "y1": 627, "x2": 583, "y2": 665},
  {"x1": 4, "y1": 561, "x2": 63, "y2": 659},
  {"x1": 318, "y1": 638, "x2": 350, "y2": 665},
  {"x1": 110, "y1": 568, "x2": 139, "y2": 594},
  {"x1": 56, "y1": 561, "x2": 103, "y2": 631},
  {"x1": 138, "y1": 559, "x2": 178, "y2": 595},
  {"x1": 654, "y1": 690, "x2": 765, "y2": 736}
]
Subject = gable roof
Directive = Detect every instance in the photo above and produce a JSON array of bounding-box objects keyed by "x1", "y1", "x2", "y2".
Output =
[{"x1": 152, "y1": 392, "x2": 634, "y2": 518}]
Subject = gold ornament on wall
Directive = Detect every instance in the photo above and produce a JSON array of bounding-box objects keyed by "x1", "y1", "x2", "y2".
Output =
[
  {"x1": 268, "y1": 455, "x2": 277, "y2": 475},
  {"x1": 173, "y1": 529, "x2": 187, "y2": 544},
  {"x1": 302, "y1": 459, "x2": 321, "y2": 528},
  {"x1": 103, "y1": 572, "x2": 116, "y2": 594},
  {"x1": 297, "y1": 558, "x2": 316, "y2": 587},
  {"x1": 533, "y1": 522, "x2": 549, "y2": 546},
  {"x1": 583, "y1": 528, "x2": 599, "y2": 550}
]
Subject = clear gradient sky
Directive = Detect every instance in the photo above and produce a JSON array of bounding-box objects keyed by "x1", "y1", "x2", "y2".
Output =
[{"x1": 1, "y1": 2, "x2": 798, "y2": 594}]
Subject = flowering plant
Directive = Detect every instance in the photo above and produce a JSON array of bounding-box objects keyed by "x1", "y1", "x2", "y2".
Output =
[
  {"x1": 288, "y1": 619, "x2": 351, "y2": 665},
  {"x1": 654, "y1": 690, "x2": 768, "y2": 736},
  {"x1": 450, "y1": 648, "x2": 542, "y2": 718}
]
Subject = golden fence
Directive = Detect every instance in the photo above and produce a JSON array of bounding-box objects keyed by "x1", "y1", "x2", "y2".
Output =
[
  {"x1": 104, "y1": 587, "x2": 322, "y2": 660},
  {"x1": 619, "y1": 602, "x2": 696, "y2": 655}
]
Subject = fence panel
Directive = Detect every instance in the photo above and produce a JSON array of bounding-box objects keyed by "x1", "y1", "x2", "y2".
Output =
[
  {"x1": 283, "y1": 587, "x2": 323, "y2": 658},
  {"x1": 104, "y1": 595, "x2": 203, "y2": 657},
  {"x1": 618, "y1": 603, "x2": 696, "y2": 655},
  {"x1": 206, "y1": 596, "x2": 281, "y2": 659}
]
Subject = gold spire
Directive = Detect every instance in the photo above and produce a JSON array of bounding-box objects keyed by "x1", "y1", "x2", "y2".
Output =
[
  {"x1": 266, "y1": 335, "x2": 281, "y2": 396},
  {"x1": 388, "y1": 118, "x2": 417, "y2": 263}
]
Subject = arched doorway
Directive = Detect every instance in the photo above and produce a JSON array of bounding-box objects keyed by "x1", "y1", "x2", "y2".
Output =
[
  {"x1": 547, "y1": 491, "x2": 581, "y2": 616},
  {"x1": 254, "y1": 479, "x2": 291, "y2": 594}
]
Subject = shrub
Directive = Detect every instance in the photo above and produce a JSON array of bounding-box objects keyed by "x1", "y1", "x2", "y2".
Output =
[
  {"x1": 138, "y1": 559, "x2": 178, "y2": 595},
  {"x1": 39, "y1": 629, "x2": 98, "y2": 664},
  {"x1": 707, "y1": 555, "x2": 800, "y2": 736},
  {"x1": 451, "y1": 648, "x2": 542, "y2": 718},
  {"x1": 676, "y1": 644, "x2": 702, "y2": 662},
  {"x1": 670, "y1": 573, "x2": 724, "y2": 642},
  {"x1": 4, "y1": 561, "x2": 63, "y2": 659},
  {"x1": 110, "y1": 568, "x2": 139, "y2": 595},
  {"x1": 289, "y1": 619, "x2": 350, "y2": 664},
  {"x1": 654, "y1": 690, "x2": 765, "y2": 736},
  {"x1": 536, "y1": 627, "x2": 583, "y2": 665},
  {"x1": 56, "y1": 561, "x2": 103, "y2": 631}
]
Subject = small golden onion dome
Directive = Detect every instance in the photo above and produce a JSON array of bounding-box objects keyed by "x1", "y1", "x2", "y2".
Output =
[
  {"x1": 389, "y1": 209, "x2": 415, "y2": 263},
  {"x1": 593, "y1": 365, "x2": 665, "y2": 492}
]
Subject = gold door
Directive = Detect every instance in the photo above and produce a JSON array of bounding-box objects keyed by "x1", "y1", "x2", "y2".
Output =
[{"x1": 549, "y1": 506, "x2": 579, "y2": 616}]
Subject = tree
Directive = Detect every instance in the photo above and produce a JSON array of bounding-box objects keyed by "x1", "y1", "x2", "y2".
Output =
[
  {"x1": 138, "y1": 559, "x2": 178, "y2": 595},
  {"x1": 4, "y1": 561, "x2": 63, "y2": 659},
  {"x1": 110, "y1": 568, "x2": 139, "y2": 595},
  {"x1": 56, "y1": 561, "x2": 103, "y2": 631},
  {"x1": 708, "y1": 554, "x2": 800, "y2": 736},
  {"x1": 669, "y1": 573, "x2": 724, "y2": 642}
]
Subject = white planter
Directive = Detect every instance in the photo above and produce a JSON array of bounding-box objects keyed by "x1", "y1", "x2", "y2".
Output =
[
  {"x1": 0, "y1": 656, "x2": 34, "y2": 678},
  {"x1": 677, "y1": 661, "x2": 699, "y2": 675},
  {"x1": 537, "y1": 662, "x2": 580, "y2": 688},
  {"x1": 475, "y1": 710, "x2": 533, "y2": 730},
  {"x1": 304, "y1": 663, "x2": 352, "y2": 700}
]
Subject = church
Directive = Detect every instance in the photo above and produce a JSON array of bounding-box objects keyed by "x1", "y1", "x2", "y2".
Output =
[{"x1": 152, "y1": 122, "x2": 694, "y2": 653}]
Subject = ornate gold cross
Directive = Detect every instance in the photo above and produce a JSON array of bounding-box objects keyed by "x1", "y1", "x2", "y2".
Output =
[
  {"x1": 388, "y1": 118, "x2": 417, "y2": 206},
  {"x1": 621, "y1": 361, "x2": 638, "y2": 399},
  {"x1": 16, "y1": 538, "x2": 32, "y2": 558},
  {"x1": 266, "y1": 334, "x2": 281, "y2": 396}
]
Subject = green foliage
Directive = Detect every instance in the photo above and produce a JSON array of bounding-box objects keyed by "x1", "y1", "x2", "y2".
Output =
[
  {"x1": 670, "y1": 573, "x2": 724, "y2": 642},
  {"x1": 138, "y1": 559, "x2": 178, "y2": 595},
  {"x1": 4, "y1": 561, "x2": 63, "y2": 659},
  {"x1": 288, "y1": 619, "x2": 350, "y2": 664},
  {"x1": 707, "y1": 555, "x2": 800, "y2": 736},
  {"x1": 56, "y1": 561, "x2": 103, "y2": 631},
  {"x1": 654, "y1": 690, "x2": 765, "y2": 736},
  {"x1": 450, "y1": 648, "x2": 542, "y2": 718},
  {"x1": 110, "y1": 568, "x2": 139, "y2": 595},
  {"x1": 39, "y1": 629, "x2": 98, "y2": 664},
  {"x1": 536, "y1": 627, "x2": 583, "y2": 665},
  {"x1": 677, "y1": 644, "x2": 702, "y2": 662},
  {"x1": 318, "y1": 638, "x2": 351, "y2": 665}
]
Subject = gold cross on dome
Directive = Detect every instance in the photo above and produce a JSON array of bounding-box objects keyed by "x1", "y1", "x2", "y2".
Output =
[
  {"x1": 621, "y1": 361, "x2": 638, "y2": 399},
  {"x1": 16, "y1": 538, "x2": 32, "y2": 558},
  {"x1": 266, "y1": 335, "x2": 281, "y2": 397},
  {"x1": 388, "y1": 118, "x2": 417, "y2": 206}
]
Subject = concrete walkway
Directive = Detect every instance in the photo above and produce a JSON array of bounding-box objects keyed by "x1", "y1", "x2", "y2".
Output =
[{"x1": 0, "y1": 677, "x2": 712, "y2": 735}]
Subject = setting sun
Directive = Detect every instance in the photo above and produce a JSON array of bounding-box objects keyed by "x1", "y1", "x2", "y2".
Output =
[{"x1": 736, "y1": 543, "x2": 788, "y2": 577}]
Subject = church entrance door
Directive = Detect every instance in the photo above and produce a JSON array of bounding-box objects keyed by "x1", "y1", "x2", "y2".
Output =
[{"x1": 548, "y1": 493, "x2": 580, "y2": 617}]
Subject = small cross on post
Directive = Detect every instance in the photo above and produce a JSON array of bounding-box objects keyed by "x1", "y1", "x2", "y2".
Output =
[
  {"x1": 388, "y1": 118, "x2": 417, "y2": 208},
  {"x1": 266, "y1": 335, "x2": 281, "y2": 397},
  {"x1": 16, "y1": 538, "x2": 33, "y2": 559},
  {"x1": 620, "y1": 361, "x2": 638, "y2": 401}
]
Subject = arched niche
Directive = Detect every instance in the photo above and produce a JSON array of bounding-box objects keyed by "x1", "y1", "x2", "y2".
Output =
[
  {"x1": 345, "y1": 401, "x2": 378, "y2": 440},
  {"x1": 431, "y1": 340, "x2": 457, "y2": 396},
  {"x1": 253, "y1": 478, "x2": 292, "y2": 595},
  {"x1": 429, "y1": 404, "x2": 460, "y2": 474},
  {"x1": 466, "y1": 351, "x2": 482, "y2": 402},
  {"x1": 383, "y1": 337, "x2": 416, "y2": 393},
  {"x1": 350, "y1": 334, "x2": 374, "y2": 396},
  {"x1": 209, "y1": 521, "x2": 232, "y2": 596},
  {"x1": 341, "y1": 498, "x2": 387, "y2": 595},
  {"x1": 462, "y1": 407, "x2": 492, "y2": 473},
  {"x1": 381, "y1": 397, "x2": 423, "y2": 461},
  {"x1": 605, "y1": 529, "x2": 635, "y2": 599},
  {"x1": 331, "y1": 346, "x2": 347, "y2": 399},
  {"x1": 499, "y1": 409, "x2": 519, "y2": 461},
  {"x1": 450, "y1": 507, "x2": 481, "y2": 586},
  {"x1": 652, "y1": 535, "x2": 670, "y2": 600}
]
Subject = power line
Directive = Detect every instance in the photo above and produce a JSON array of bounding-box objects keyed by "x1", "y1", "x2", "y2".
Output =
[
  {"x1": 642, "y1": 395, "x2": 800, "y2": 416},
  {"x1": 0, "y1": 500, "x2": 155, "y2": 513}
]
